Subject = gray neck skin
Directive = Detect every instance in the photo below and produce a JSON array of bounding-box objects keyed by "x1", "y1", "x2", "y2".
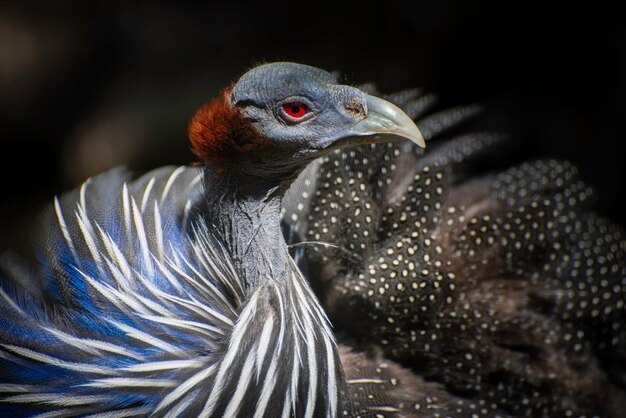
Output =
[{"x1": 202, "y1": 162, "x2": 298, "y2": 290}]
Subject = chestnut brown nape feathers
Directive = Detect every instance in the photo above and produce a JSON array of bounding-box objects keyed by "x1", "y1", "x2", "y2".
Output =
[{"x1": 188, "y1": 88, "x2": 269, "y2": 165}]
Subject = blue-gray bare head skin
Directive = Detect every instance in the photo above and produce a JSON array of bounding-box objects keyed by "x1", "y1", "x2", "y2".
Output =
[{"x1": 230, "y1": 62, "x2": 424, "y2": 161}]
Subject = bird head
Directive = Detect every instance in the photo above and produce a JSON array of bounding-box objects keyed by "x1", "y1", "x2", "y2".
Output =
[{"x1": 189, "y1": 62, "x2": 424, "y2": 181}]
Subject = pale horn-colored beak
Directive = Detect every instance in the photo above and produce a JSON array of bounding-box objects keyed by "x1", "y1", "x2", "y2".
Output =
[{"x1": 350, "y1": 94, "x2": 425, "y2": 148}]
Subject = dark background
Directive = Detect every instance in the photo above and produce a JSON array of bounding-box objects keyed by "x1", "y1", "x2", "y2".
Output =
[{"x1": 1, "y1": 1, "x2": 624, "y2": 255}]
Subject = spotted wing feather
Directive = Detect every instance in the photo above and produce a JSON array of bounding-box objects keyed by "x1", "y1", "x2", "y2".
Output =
[{"x1": 284, "y1": 89, "x2": 626, "y2": 417}]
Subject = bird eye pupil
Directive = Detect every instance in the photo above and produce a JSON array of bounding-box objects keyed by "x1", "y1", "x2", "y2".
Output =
[{"x1": 282, "y1": 102, "x2": 309, "y2": 121}]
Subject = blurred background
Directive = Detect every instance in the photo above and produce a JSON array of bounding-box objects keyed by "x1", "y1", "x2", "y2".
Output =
[{"x1": 1, "y1": 1, "x2": 624, "y2": 255}]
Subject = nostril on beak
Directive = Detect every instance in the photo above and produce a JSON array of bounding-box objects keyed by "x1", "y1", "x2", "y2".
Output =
[{"x1": 344, "y1": 99, "x2": 366, "y2": 119}]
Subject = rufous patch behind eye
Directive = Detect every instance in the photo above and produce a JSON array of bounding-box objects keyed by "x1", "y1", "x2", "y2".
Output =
[{"x1": 189, "y1": 88, "x2": 270, "y2": 165}]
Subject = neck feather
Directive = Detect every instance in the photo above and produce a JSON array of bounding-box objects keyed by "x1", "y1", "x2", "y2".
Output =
[
  {"x1": 197, "y1": 164, "x2": 344, "y2": 417},
  {"x1": 202, "y1": 164, "x2": 294, "y2": 291}
]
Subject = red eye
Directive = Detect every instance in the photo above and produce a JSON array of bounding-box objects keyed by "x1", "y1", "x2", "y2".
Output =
[{"x1": 281, "y1": 101, "x2": 310, "y2": 122}]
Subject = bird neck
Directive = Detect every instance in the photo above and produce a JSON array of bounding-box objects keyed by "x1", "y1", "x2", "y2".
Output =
[
  {"x1": 202, "y1": 164, "x2": 293, "y2": 291},
  {"x1": 199, "y1": 163, "x2": 343, "y2": 418}
]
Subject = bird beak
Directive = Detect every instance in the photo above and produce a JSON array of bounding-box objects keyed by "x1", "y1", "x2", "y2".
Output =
[{"x1": 348, "y1": 94, "x2": 425, "y2": 148}]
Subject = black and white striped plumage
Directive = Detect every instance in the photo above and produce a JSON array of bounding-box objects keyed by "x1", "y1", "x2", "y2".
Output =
[{"x1": 1, "y1": 62, "x2": 624, "y2": 418}]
